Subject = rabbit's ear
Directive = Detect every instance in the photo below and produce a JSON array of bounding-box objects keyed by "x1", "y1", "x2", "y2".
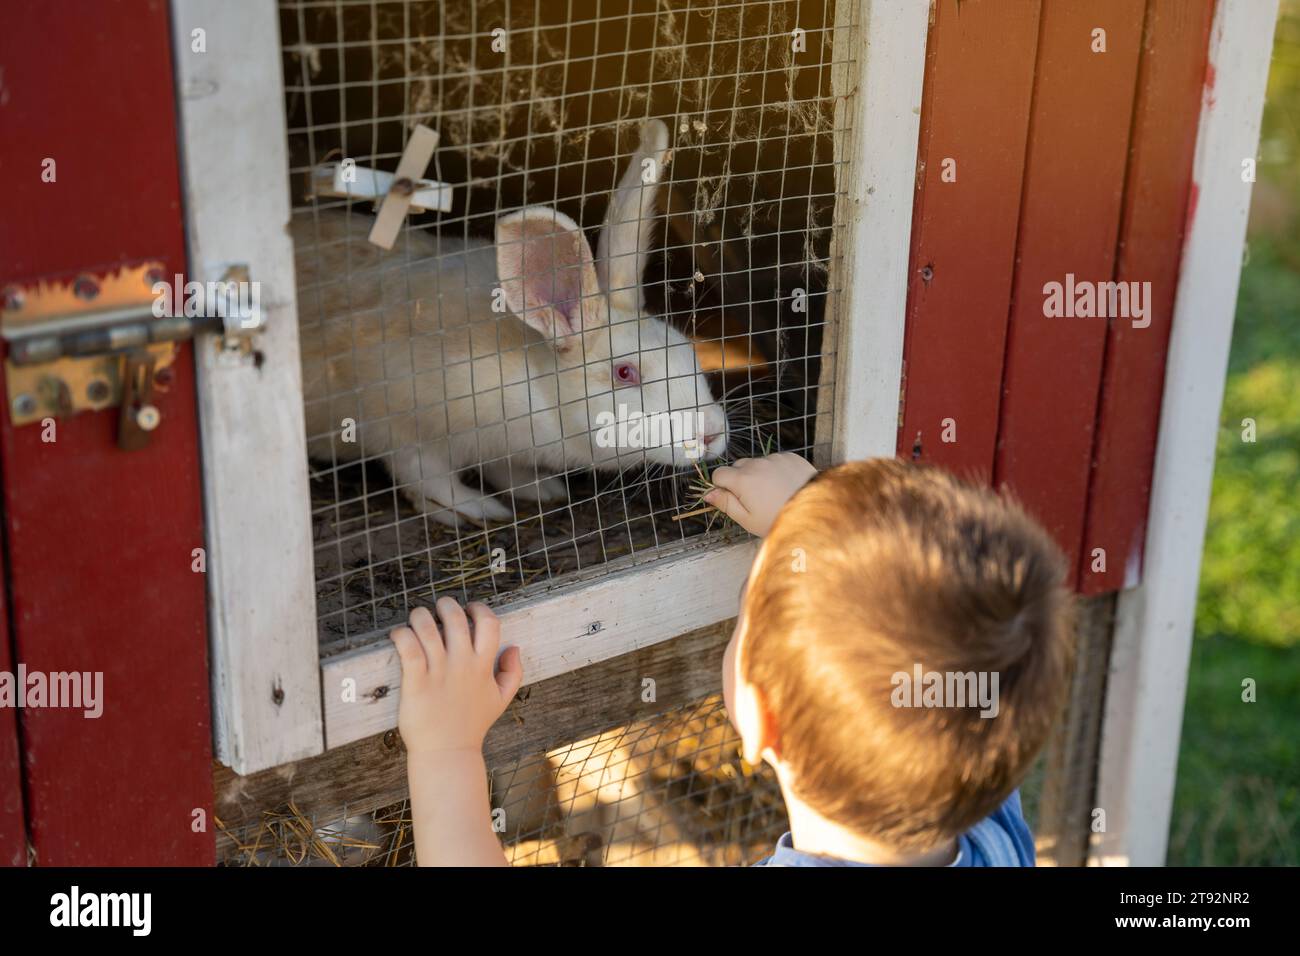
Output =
[
  {"x1": 496, "y1": 207, "x2": 604, "y2": 352},
  {"x1": 596, "y1": 119, "x2": 670, "y2": 312}
]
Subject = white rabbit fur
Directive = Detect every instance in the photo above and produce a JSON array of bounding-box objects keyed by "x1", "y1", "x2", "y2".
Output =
[{"x1": 293, "y1": 120, "x2": 729, "y2": 527}]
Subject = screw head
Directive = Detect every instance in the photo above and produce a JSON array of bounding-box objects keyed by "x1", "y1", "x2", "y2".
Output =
[
  {"x1": 86, "y1": 379, "x2": 111, "y2": 404},
  {"x1": 134, "y1": 404, "x2": 161, "y2": 431},
  {"x1": 13, "y1": 394, "x2": 37, "y2": 417},
  {"x1": 73, "y1": 275, "x2": 100, "y2": 300}
]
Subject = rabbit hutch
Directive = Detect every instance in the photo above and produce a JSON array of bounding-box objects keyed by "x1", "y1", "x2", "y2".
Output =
[{"x1": 0, "y1": 0, "x2": 1277, "y2": 866}]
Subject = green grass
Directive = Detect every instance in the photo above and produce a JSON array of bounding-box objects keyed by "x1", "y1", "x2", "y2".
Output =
[
  {"x1": 1169, "y1": 239, "x2": 1300, "y2": 866},
  {"x1": 1169, "y1": 636, "x2": 1300, "y2": 865},
  {"x1": 1193, "y1": 243, "x2": 1300, "y2": 648}
]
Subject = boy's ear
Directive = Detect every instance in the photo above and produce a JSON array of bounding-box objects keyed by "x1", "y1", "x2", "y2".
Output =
[
  {"x1": 496, "y1": 207, "x2": 605, "y2": 352},
  {"x1": 736, "y1": 679, "x2": 782, "y2": 767},
  {"x1": 758, "y1": 689, "x2": 783, "y2": 763},
  {"x1": 596, "y1": 118, "x2": 670, "y2": 312}
]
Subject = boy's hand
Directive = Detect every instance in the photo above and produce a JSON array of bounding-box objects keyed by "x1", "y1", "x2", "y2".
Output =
[
  {"x1": 704, "y1": 452, "x2": 817, "y2": 537},
  {"x1": 389, "y1": 598, "x2": 523, "y2": 756}
]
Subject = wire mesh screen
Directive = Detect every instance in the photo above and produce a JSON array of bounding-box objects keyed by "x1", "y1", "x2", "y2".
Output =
[
  {"x1": 281, "y1": 0, "x2": 853, "y2": 651},
  {"x1": 217, "y1": 694, "x2": 790, "y2": 866}
]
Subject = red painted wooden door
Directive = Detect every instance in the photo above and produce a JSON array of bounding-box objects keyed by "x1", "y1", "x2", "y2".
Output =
[
  {"x1": 0, "y1": 1, "x2": 215, "y2": 865},
  {"x1": 902, "y1": 0, "x2": 1213, "y2": 592},
  {"x1": 1080, "y1": 0, "x2": 1216, "y2": 592}
]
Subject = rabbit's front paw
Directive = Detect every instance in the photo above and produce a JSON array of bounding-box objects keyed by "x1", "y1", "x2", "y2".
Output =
[
  {"x1": 422, "y1": 496, "x2": 515, "y2": 529},
  {"x1": 400, "y1": 476, "x2": 515, "y2": 528},
  {"x1": 508, "y1": 475, "x2": 568, "y2": 505},
  {"x1": 482, "y1": 459, "x2": 568, "y2": 506}
]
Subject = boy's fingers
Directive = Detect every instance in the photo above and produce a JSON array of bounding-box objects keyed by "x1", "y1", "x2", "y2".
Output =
[
  {"x1": 389, "y1": 626, "x2": 427, "y2": 678},
  {"x1": 703, "y1": 487, "x2": 751, "y2": 526},
  {"x1": 495, "y1": 645, "x2": 524, "y2": 702},
  {"x1": 710, "y1": 463, "x2": 739, "y2": 488},
  {"x1": 709, "y1": 463, "x2": 756, "y2": 495},
  {"x1": 708, "y1": 466, "x2": 749, "y2": 506},
  {"x1": 407, "y1": 606, "x2": 444, "y2": 663},
  {"x1": 434, "y1": 596, "x2": 472, "y2": 655},
  {"x1": 466, "y1": 601, "x2": 500, "y2": 660}
]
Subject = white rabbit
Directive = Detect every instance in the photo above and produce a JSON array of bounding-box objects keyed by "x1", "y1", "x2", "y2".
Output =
[{"x1": 294, "y1": 119, "x2": 729, "y2": 527}]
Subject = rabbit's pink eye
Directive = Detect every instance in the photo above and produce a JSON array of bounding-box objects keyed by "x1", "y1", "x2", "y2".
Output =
[{"x1": 613, "y1": 361, "x2": 640, "y2": 387}]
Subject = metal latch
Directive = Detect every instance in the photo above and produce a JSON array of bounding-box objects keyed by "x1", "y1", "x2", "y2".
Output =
[{"x1": 1, "y1": 261, "x2": 239, "y2": 449}]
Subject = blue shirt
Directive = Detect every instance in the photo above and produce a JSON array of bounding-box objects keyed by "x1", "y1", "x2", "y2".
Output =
[{"x1": 753, "y1": 790, "x2": 1036, "y2": 867}]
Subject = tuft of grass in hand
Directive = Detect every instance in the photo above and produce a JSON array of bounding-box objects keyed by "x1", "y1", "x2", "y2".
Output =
[{"x1": 672, "y1": 428, "x2": 777, "y2": 529}]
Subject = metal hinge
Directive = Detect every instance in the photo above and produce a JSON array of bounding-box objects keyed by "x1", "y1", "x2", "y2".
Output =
[{"x1": 1, "y1": 261, "x2": 254, "y2": 449}]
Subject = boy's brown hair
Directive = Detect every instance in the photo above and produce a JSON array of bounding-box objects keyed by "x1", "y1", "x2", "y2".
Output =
[{"x1": 739, "y1": 458, "x2": 1074, "y2": 851}]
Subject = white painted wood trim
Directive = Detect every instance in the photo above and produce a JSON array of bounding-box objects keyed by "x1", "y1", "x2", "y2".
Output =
[
  {"x1": 171, "y1": 1, "x2": 324, "y2": 774},
  {"x1": 1090, "y1": 0, "x2": 1279, "y2": 867},
  {"x1": 322, "y1": 540, "x2": 758, "y2": 748},
  {"x1": 821, "y1": 0, "x2": 929, "y2": 465}
]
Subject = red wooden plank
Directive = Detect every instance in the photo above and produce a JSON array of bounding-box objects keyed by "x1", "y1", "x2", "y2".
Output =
[
  {"x1": 0, "y1": 542, "x2": 26, "y2": 866},
  {"x1": 1080, "y1": 0, "x2": 1215, "y2": 594},
  {"x1": 0, "y1": 1, "x2": 215, "y2": 865},
  {"x1": 993, "y1": 0, "x2": 1146, "y2": 581},
  {"x1": 898, "y1": 0, "x2": 1042, "y2": 484}
]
